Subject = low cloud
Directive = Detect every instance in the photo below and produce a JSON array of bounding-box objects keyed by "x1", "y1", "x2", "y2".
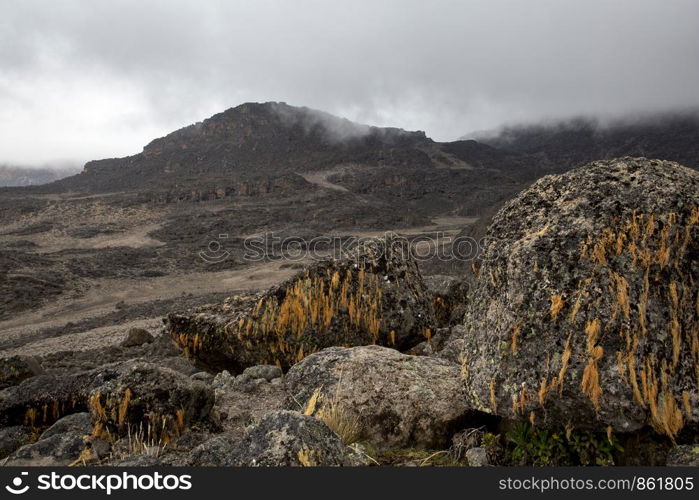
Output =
[{"x1": 1, "y1": 0, "x2": 698, "y2": 165}]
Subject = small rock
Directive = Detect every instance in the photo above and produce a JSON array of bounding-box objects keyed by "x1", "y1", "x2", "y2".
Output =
[
  {"x1": 120, "y1": 328, "x2": 155, "y2": 347},
  {"x1": 174, "y1": 431, "x2": 208, "y2": 451},
  {"x1": 0, "y1": 355, "x2": 44, "y2": 389},
  {"x1": 5, "y1": 432, "x2": 86, "y2": 466},
  {"x1": 212, "y1": 370, "x2": 235, "y2": 390},
  {"x1": 423, "y1": 275, "x2": 470, "y2": 327},
  {"x1": 451, "y1": 427, "x2": 485, "y2": 460},
  {"x1": 190, "y1": 372, "x2": 214, "y2": 384},
  {"x1": 40, "y1": 412, "x2": 92, "y2": 440},
  {"x1": 111, "y1": 455, "x2": 163, "y2": 467},
  {"x1": 86, "y1": 437, "x2": 111, "y2": 461},
  {"x1": 666, "y1": 445, "x2": 699, "y2": 466},
  {"x1": 187, "y1": 433, "x2": 238, "y2": 466},
  {"x1": 159, "y1": 356, "x2": 199, "y2": 376},
  {"x1": 465, "y1": 447, "x2": 489, "y2": 467},
  {"x1": 0, "y1": 426, "x2": 31, "y2": 459},
  {"x1": 243, "y1": 365, "x2": 283, "y2": 382}
]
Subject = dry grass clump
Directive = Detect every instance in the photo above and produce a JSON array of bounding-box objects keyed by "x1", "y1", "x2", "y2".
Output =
[
  {"x1": 550, "y1": 295, "x2": 565, "y2": 322},
  {"x1": 88, "y1": 388, "x2": 187, "y2": 444},
  {"x1": 304, "y1": 384, "x2": 362, "y2": 445}
]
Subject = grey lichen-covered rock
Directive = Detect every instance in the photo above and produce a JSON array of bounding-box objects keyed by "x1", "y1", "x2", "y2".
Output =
[
  {"x1": 190, "y1": 372, "x2": 214, "y2": 383},
  {"x1": 0, "y1": 355, "x2": 43, "y2": 389},
  {"x1": 158, "y1": 355, "x2": 199, "y2": 376},
  {"x1": 285, "y1": 345, "x2": 471, "y2": 448},
  {"x1": 165, "y1": 233, "x2": 435, "y2": 372},
  {"x1": 462, "y1": 158, "x2": 699, "y2": 437},
  {"x1": 228, "y1": 410, "x2": 359, "y2": 466},
  {"x1": 187, "y1": 432, "x2": 238, "y2": 466},
  {"x1": 243, "y1": 364, "x2": 283, "y2": 381},
  {"x1": 39, "y1": 412, "x2": 92, "y2": 440},
  {"x1": 433, "y1": 325, "x2": 468, "y2": 364},
  {"x1": 666, "y1": 445, "x2": 699, "y2": 466},
  {"x1": 465, "y1": 447, "x2": 489, "y2": 466},
  {"x1": 120, "y1": 328, "x2": 155, "y2": 347},
  {"x1": 424, "y1": 275, "x2": 471, "y2": 327},
  {"x1": 0, "y1": 426, "x2": 31, "y2": 459},
  {"x1": 5, "y1": 432, "x2": 86, "y2": 466},
  {"x1": 188, "y1": 412, "x2": 359, "y2": 466},
  {"x1": 4, "y1": 412, "x2": 96, "y2": 465}
]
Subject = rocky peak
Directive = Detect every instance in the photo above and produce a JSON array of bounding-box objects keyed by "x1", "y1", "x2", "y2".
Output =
[{"x1": 141, "y1": 102, "x2": 429, "y2": 158}]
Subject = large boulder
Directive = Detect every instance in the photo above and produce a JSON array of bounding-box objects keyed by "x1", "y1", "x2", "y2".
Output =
[
  {"x1": 165, "y1": 234, "x2": 435, "y2": 372},
  {"x1": 462, "y1": 158, "x2": 699, "y2": 438},
  {"x1": 285, "y1": 345, "x2": 471, "y2": 448}
]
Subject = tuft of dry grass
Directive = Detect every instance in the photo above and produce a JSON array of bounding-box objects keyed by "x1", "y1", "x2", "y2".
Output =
[
  {"x1": 550, "y1": 295, "x2": 565, "y2": 322},
  {"x1": 304, "y1": 382, "x2": 362, "y2": 445}
]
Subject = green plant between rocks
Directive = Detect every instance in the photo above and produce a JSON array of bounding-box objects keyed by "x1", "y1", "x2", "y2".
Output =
[{"x1": 504, "y1": 422, "x2": 623, "y2": 466}]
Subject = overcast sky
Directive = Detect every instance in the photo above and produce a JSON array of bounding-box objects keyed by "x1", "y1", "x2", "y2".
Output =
[{"x1": 2, "y1": 0, "x2": 699, "y2": 166}]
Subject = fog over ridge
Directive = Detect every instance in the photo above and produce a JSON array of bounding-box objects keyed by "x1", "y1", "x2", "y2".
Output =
[{"x1": 1, "y1": 0, "x2": 698, "y2": 165}]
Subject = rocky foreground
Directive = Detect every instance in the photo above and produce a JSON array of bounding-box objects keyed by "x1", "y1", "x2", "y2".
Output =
[{"x1": 1, "y1": 157, "x2": 698, "y2": 467}]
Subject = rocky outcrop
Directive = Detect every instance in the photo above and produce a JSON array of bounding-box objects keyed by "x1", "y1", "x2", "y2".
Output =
[
  {"x1": 0, "y1": 360, "x2": 215, "y2": 441},
  {"x1": 462, "y1": 158, "x2": 699, "y2": 438},
  {"x1": 166, "y1": 234, "x2": 435, "y2": 372},
  {"x1": 285, "y1": 345, "x2": 471, "y2": 448},
  {"x1": 87, "y1": 361, "x2": 215, "y2": 440}
]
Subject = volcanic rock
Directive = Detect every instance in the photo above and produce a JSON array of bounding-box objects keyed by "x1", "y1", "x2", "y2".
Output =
[
  {"x1": 285, "y1": 345, "x2": 471, "y2": 448},
  {"x1": 462, "y1": 157, "x2": 699, "y2": 438},
  {"x1": 165, "y1": 233, "x2": 435, "y2": 372}
]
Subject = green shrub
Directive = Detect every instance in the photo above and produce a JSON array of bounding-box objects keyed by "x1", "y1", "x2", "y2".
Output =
[{"x1": 504, "y1": 422, "x2": 623, "y2": 466}]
